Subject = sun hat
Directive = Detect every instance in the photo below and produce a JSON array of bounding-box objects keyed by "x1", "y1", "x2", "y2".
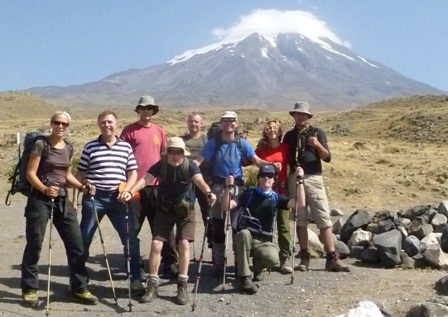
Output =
[
  {"x1": 220, "y1": 111, "x2": 237, "y2": 119},
  {"x1": 135, "y1": 95, "x2": 159, "y2": 115},
  {"x1": 289, "y1": 101, "x2": 313, "y2": 117},
  {"x1": 161, "y1": 137, "x2": 191, "y2": 156}
]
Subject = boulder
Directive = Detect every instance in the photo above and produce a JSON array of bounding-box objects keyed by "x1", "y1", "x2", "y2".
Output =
[
  {"x1": 331, "y1": 208, "x2": 344, "y2": 216},
  {"x1": 401, "y1": 205, "x2": 430, "y2": 220},
  {"x1": 432, "y1": 214, "x2": 448, "y2": 227},
  {"x1": 412, "y1": 253, "x2": 428, "y2": 269},
  {"x1": 420, "y1": 233, "x2": 441, "y2": 252},
  {"x1": 360, "y1": 246, "x2": 380, "y2": 264},
  {"x1": 434, "y1": 276, "x2": 448, "y2": 295},
  {"x1": 335, "y1": 300, "x2": 384, "y2": 317},
  {"x1": 434, "y1": 223, "x2": 448, "y2": 234},
  {"x1": 308, "y1": 228, "x2": 324, "y2": 258},
  {"x1": 401, "y1": 256, "x2": 415, "y2": 269},
  {"x1": 373, "y1": 229, "x2": 402, "y2": 268},
  {"x1": 348, "y1": 229, "x2": 372, "y2": 248},
  {"x1": 406, "y1": 302, "x2": 448, "y2": 317},
  {"x1": 423, "y1": 244, "x2": 448, "y2": 269},
  {"x1": 349, "y1": 245, "x2": 365, "y2": 259},
  {"x1": 403, "y1": 236, "x2": 420, "y2": 257},
  {"x1": 399, "y1": 218, "x2": 412, "y2": 230},
  {"x1": 409, "y1": 224, "x2": 433, "y2": 240},
  {"x1": 397, "y1": 225, "x2": 408, "y2": 239},
  {"x1": 335, "y1": 240, "x2": 350, "y2": 259},
  {"x1": 333, "y1": 217, "x2": 347, "y2": 235},
  {"x1": 440, "y1": 230, "x2": 448, "y2": 253},
  {"x1": 377, "y1": 219, "x2": 395, "y2": 233},
  {"x1": 438, "y1": 201, "x2": 448, "y2": 217},
  {"x1": 340, "y1": 209, "x2": 372, "y2": 243}
]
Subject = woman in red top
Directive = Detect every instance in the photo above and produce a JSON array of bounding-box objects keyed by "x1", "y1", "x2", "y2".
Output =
[{"x1": 255, "y1": 120, "x2": 293, "y2": 274}]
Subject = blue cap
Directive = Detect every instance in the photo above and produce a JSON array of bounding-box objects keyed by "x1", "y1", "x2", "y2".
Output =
[{"x1": 258, "y1": 164, "x2": 275, "y2": 175}]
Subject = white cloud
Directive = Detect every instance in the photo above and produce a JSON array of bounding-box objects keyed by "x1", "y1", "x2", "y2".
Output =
[{"x1": 212, "y1": 9, "x2": 351, "y2": 49}]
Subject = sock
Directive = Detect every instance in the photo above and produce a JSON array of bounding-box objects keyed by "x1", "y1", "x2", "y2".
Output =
[
  {"x1": 178, "y1": 274, "x2": 188, "y2": 283},
  {"x1": 148, "y1": 274, "x2": 159, "y2": 286}
]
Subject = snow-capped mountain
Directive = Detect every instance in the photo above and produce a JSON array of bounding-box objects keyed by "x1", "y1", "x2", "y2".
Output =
[{"x1": 27, "y1": 32, "x2": 443, "y2": 110}]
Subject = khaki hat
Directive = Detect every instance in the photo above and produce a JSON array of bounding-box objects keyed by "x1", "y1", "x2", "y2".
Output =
[
  {"x1": 135, "y1": 95, "x2": 159, "y2": 115},
  {"x1": 289, "y1": 101, "x2": 313, "y2": 117},
  {"x1": 161, "y1": 137, "x2": 191, "y2": 156},
  {"x1": 221, "y1": 111, "x2": 237, "y2": 119}
]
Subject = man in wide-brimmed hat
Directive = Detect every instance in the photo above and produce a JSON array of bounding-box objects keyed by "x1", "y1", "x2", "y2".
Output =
[
  {"x1": 123, "y1": 137, "x2": 216, "y2": 305},
  {"x1": 283, "y1": 101, "x2": 350, "y2": 272}
]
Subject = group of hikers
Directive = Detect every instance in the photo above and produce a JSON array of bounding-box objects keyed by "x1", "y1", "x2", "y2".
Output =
[{"x1": 19, "y1": 95, "x2": 350, "y2": 311}]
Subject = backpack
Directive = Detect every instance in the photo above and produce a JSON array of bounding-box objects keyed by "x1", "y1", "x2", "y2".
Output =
[
  {"x1": 158, "y1": 157, "x2": 192, "y2": 184},
  {"x1": 231, "y1": 188, "x2": 278, "y2": 239},
  {"x1": 5, "y1": 132, "x2": 74, "y2": 206}
]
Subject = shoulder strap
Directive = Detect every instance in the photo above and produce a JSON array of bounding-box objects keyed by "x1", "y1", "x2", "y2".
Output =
[
  {"x1": 181, "y1": 157, "x2": 192, "y2": 182},
  {"x1": 64, "y1": 139, "x2": 74, "y2": 160},
  {"x1": 242, "y1": 188, "x2": 255, "y2": 208},
  {"x1": 159, "y1": 158, "x2": 168, "y2": 183}
]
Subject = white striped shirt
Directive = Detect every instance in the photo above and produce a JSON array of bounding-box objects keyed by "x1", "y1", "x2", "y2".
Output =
[{"x1": 78, "y1": 136, "x2": 138, "y2": 191}]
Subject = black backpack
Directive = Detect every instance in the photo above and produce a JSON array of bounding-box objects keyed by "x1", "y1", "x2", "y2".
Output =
[{"x1": 5, "y1": 132, "x2": 73, "y2": 205}]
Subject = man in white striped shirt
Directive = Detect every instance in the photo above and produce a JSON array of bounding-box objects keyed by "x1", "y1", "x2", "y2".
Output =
[{"x1": 76, "y1": 110, "x2": 144, "y2": 293}]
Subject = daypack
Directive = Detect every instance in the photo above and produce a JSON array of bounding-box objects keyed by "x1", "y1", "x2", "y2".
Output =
[
  {"x1": 231, "y1": 188, "x2": 278, "y2": 239},
  {"x1": 5, "y1": 132, "x2": 74, "y2": 205}
]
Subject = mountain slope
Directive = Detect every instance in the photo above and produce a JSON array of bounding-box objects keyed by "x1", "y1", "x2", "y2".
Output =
[{"x1": 27, "y1": 32, "x2": 444, "y2": 110}]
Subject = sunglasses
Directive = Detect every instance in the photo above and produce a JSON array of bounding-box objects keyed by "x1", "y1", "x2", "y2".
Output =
[
  {"x1": 167, "y1": 149, "x2": 184, "y2": 155},
  {"x1": 52, "y1": 120, "x2": 69, "y2": 127},
  {"x1": 137, "y1": 105, "x2": 155, "y2": 111},
  {"x1": 221, "y1": 118, "x2": 236, "y2": 123},
  {"x1": 259, "y1": 173, "x2": 275, "y2": 179}
]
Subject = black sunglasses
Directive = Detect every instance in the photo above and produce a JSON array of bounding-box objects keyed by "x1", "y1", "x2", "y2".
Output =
[
  {"x1": 220, "y1": 118, "x2": 236, "y2": 123},
  {"x1": 167, "y1": 149, "x2": 184, "y2": 155},
  {"x1": 259, "y1": 173, "x2": 275, "y2": 179},
  {"x1": 137, "y1": 105, "x2": 155, "y2": 111},
  {"x1": 52, "y1": 120, "x2": 69, "y2": 127}
]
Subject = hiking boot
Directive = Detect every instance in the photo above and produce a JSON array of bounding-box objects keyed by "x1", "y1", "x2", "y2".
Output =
[
  {"x1": 71, "y1": 289, "x2": 99, "y2": 305},
  {"x1": 325, "y1": 252, "x2": 350, "y2": 272},
  {"x1": 236, "y1": 276, "x2": 258, "y2": 295},
  {"x1": 22, "y1": 290, "x2": 39, "y2": 308},
  {"x1": 175, "y1": 280, "x2": 189, "y2": 305},
  {"x1": 296, "y1": 250, "x2": 311, "y2": 272},
  {"x1": 131, "y1": 280, "x2": 145, "y2": 296},
  {"x1": 140, "y1": 281, "x2": 158, "y2": 303},
  {"x1": 253, "y1": 270, "x2": 264, "y2": 282},
  {"x1": 162, "y1": 263, "x2": 179, "y2": 279},
  {"x1": 213, "y1": 265, "x2": 224, "y2": 279},
  {"x1": 280, "y1": 256, "x2": 293, "y2": 274}
]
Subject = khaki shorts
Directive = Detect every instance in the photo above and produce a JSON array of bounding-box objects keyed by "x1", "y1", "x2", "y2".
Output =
[
  {"x1": 287, "y1": 174, "x2": 332, "y2": 229},
  {"x1": 210, "y1": 184, "x2": 245, "y2": 219},
  {"x1": 152, "y1": 204, "x2": 196, "y2": 242}
]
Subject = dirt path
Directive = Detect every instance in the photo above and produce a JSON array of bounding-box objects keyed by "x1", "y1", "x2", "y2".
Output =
[{"x1": 0, "y1": 196, "x2": 445, "y2": 317}]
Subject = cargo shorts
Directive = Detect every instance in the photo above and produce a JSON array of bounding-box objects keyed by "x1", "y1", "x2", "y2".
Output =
[
  {"x1": 152, "y1": 202, "x2": 196, "y2": 243},
  {"x1": 287, "y1": 173, "x2": 332, "y2": 229}
]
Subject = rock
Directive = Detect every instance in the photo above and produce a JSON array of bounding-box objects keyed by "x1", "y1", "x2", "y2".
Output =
[
  {"x1": 412, "y1": 253, "x2": 428, "y2": 269},
  {"x1": 308, "y1": 228, "x2": 324, "y2": 258},
  {"x1": 331, "y1": 208, "x2": 344, "y2": 216},
  {"x1": 421, "y1": 233, "x2": 441, "y2": 251},
  {"x1": 348, "y1": 229, "x2": 372, "y2": 248},
  {"x1": 360, "y1": 246, "x2": 380, "y2": 264},
  {"x1": 397, "y1": 225, "x2": 408, "y2": 239},
  {"x1": 335, "y1": 240, "x2": 350, "y2": 259},
  {"x1": 399, "y1": 218, "x2": 412, "y2": 230},
  {"x1": 401, "y1": 257, "x2": 415, "y2": 269},
  {"x1": 434, "y1": 223, "x2": 448, "y2": 234},
  {"x1": 403, "y1": 236, "x2": 421, "y2": 257},
  {"x1": 423, "y1": 244, "x2": 448, "y2": 269},
  {"x1": 377, "y1": 219, "x2": 395, "y2": 234},
  {"x1": 373, "y1": 229, "x2": 402, "y2": 268},
  {"x1": 430, "y1": 295, "x2": 448, "y2": 306},
  {"x1": 440, "y1": 230, "x2": 448, "y2": 253},
  {"x1": 349, "y1": 245, "x2": 365, "y2": 259},
  {"x1": 335, "y1": 300, "x2": 384, "y2": 317},
  {"x1": 438, "y1": 201, "x2": 448, "y2": 217},
  {"x1": 401, "y1": 205, "x2": 430, "y2": 220},
  {"x1": 409, "y1": 224, "x2": 433, "y2": 240},
  {"x1": 432, "y1": 214, "x2": 448, "y2": 227},
  {"x1": 333, "y1": 217, "x2": 347, "y2": 235},
  {"x1": 406, "y1": 302, "x2": 448, "y2": 317},
  {"x1": 434, "y1": 276, "x2": 448, "y2": 295},
  {"x1": 366, "y1": 223, "x2": 381, "y2": 234},
  {"x1": 340, "y1": 209, "x2": 372, "y2": 243}
]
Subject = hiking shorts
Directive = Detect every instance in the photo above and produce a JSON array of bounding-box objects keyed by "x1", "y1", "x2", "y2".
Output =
[
  {"x1": 287, "y1": 174, "x2": 332, "y2": 229},
  {"x1": 210, "y1": 184, "x2": 245, "y2": 219},
  {"x1": 152, "y1": 205, "x2": 196, "y2": 243}
]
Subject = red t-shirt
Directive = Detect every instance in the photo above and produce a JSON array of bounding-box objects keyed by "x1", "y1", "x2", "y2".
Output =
[
  {"x1": 255, "y1": 143, "x2": 289, "y2": 194},
  {"x1": 120, "y1": 122, "x2": 167, "y2": 183}
]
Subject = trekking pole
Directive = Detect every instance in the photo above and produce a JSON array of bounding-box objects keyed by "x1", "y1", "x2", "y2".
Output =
[
  {"x1": 45, "y1": 199, "x2": 55, "y2": 316},
  {"x1": 191, "y1": 212, "x2": 211, "y2": 311},
  {"x1": 91, "y1": 197, "x2": 118, "y2": 305},
  {"x1": 290, "y1": 177, "x2": 300, "y2": 285},
  {"x1": 125, "y1": 203, "x2": 133, "y2": 312},
  {"x1": 222, "y1": 181, "x2": 233, "y2": 292}
]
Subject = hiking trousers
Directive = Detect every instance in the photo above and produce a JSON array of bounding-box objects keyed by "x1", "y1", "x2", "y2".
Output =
[
  {"x1": 277, "y1": 208, "x2": 292, "y2": 258},
  {"x1": 235, "y1": 229, "x2": 279, "y2": 277},
  {"x1": 21, "y1": 191, "x2": 88, "y2": 293}
]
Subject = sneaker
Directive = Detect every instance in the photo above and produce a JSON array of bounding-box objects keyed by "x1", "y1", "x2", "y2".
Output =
[
  {"x1": 131, "y1": 280, "x2": 145, "y2": 296},
  {"x1": 213, "y1": 265, "x2": 224, "y2": 279},
  {"x1": 22, "y1": 290, "x2": 39, "y2": 308},
  {"x1": 236, "y1": 276, "x2": 258, "y2": 295},
  {"x1": 140, "y1": 281, "x2": 158, "y2": 303},
  {"x1": 280, "y1": 257, "x2": 293, "y2": 274},
  {"x1": 175, "y1": 280, "x2": 189, "y2": 305},
  {"x1": 325, "y1": 252, "x2": 350, "y2": 272},
  {"x1": 71, "y1": 289, "x2": 99, "y2": 305},
  {"x1": 296, "y1": 250, "x2": 310, "y2": 272}
]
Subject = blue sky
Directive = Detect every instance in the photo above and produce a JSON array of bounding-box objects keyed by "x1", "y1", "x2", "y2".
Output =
[{"x1": 1, "y1": 0, "x2": 447, "y2": 92}]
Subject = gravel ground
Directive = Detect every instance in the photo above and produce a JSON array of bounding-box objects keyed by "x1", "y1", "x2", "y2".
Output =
[{"x1": 0, "y1": 198, "x2": 446, "y2": 317}]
